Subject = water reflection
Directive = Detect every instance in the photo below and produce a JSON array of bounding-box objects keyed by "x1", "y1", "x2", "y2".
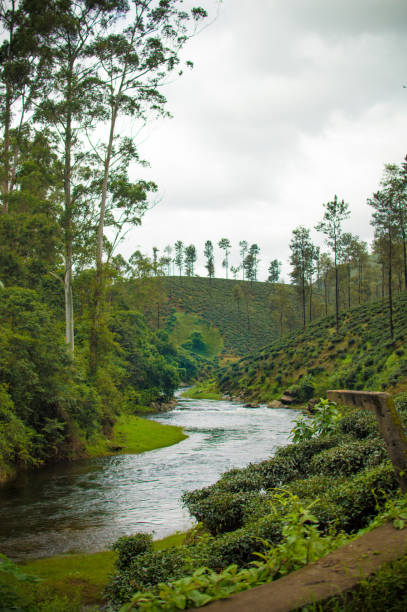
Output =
[{"x1": 0, "y1": 396, "x2": 297, "y2": 560}]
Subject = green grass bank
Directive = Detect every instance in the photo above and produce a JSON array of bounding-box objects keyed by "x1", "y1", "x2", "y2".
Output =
[
  {"x1": 85, "y1": 413, "x2": 187, "y2": 458},
  {"x1": 0, "y1": 532, "x2": 188, "y2": 611}
]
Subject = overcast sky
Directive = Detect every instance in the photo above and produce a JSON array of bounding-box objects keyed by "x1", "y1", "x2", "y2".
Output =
[{"x1": 119, "y1": 0, "x2": 407, "y2": 281}]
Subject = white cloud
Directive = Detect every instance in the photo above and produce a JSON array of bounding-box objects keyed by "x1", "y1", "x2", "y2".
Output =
[{"x1": 119, "y1": 0, "x2": 407, "y2": 281}]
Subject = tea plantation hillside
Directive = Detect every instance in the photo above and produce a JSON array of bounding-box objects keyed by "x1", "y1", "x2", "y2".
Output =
[
  {"x1": 159, "y1": 277, "x2": 290, "y2": 356},
  {"x1": 213, "y1": 291, "x2": 407, "y2": 402}
]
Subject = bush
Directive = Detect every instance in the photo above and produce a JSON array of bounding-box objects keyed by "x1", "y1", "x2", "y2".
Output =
[
  {"x1": 183, "y1": 490, "x2": 259, "y2": 535},
  {"x1": 310, "y1": 439, "x2": 387, "y2": 477},
  {"x1": 338, "y1": 409, "x2": 379, "y2": 439},
  {"x1": 106, "y1": 546, "x2": 190, "y2": 606},
  {"x1": 107, "y1": 459, "x2": 399, "y2": 608},
  {"x1": 275, "y1": 435, "x2": 343, "y2": 470},
  {"x1": 289, "y1": 400, "x2": 342, "y2": 442},
  {"x1": 287, "y1": 474, "x2": 345, "y2": 501},
  {"x1": 395, "y1": 392, "x2": 407, "y2": 413},
  {"x1": 112, "y1": 532, "x2": 153, "y2": 571},
  {"x1": 212, "y1": 467, "x2": 264, "y2": 493},
  {"x1": 313, "y1": 462, "x2": 399, "y2": 533}
]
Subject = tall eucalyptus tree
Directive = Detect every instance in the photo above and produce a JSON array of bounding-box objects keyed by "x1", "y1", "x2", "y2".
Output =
[
  {"x1": 87, "y1": 0, "x2": 207, "y2": 372},
  {"x1": 35, "y1": 0, "x2": 123, "y2": 355},
  {"x1": 316, "y1": 195, "x2": 350, "y2": 332},
  {"x1": 0, "y1": 0, "x2": 55, "y2": 213},
  {"x1": 218, "y1": 237, "x2": 231, "y2": 278},
  {"x1": 289, "y1": 226, "x2": 314, "y2": 329},
  {"x1": 368, "y1": 189, "x2": 398, "y2": 339}
]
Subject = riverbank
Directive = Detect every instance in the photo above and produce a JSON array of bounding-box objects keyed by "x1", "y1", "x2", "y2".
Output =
[
  {"x1": 85, "y1": 413, "x2": 187, "y2": 457},
  {"x1": 181, "y1": 382, "x2": 222, "y2": 400},
  {"x1": 1, "y1": 531, "x2": 189, "y2": 611},
  {"x1": 0, "y1": 408, "x2": 187, "y2": 485}
]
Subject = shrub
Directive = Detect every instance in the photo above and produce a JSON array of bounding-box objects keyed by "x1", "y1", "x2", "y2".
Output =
[
  {"x1": 338, "y1": 409, "x2": 379, "y2": 439},
  {"x1": 310, "y1": 439, "x2": 387, "y2": 477},
  {"x1": 250, "y1": 455, "x2": 300, "y2": 489},
  {"x1": 287, "y1": 474, "x2": 342, "y2": 500},
  {"x1": 275, "y1": 435, "x2": 343, "y2": 469},
  {"x1": 213, "y1": 467, "x2": 264, "y2": 493},
  {"x1": 395, "y1": 392, "x2": 407, "y2": 413},
  {"x1": 106, "y1": 547, "x2": 189, "y2": 606},
  {"x1": 289, "y1": 399, "x2": 342, "y2": 442},
  {"x1": 288, "y1": 377, "x2": 315, "y2": 403},
  {"x1": 112, "y1": 532, "x2": 153, "y2": 571},
  {"x1": 183, "y1": 490, "x2": 259, "y2": 535},
  {"x1": 313, "y1": 462, "x2": 398, "y2": 533}
]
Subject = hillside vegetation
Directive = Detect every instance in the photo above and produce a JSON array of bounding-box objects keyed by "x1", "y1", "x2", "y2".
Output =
[
  {"x1": 213, "y1": 291, "x2": 407, "y2": 402},
  {"x1": 159, "y1": 277, "x2": 285, "y2": 356}
]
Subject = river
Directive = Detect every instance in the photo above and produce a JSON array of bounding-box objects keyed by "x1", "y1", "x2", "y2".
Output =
[{"x1": 0, "y1": 395, "x2": 297, "y2": 561}]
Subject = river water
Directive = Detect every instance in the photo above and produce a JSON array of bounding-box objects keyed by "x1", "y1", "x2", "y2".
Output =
[{"x1": 0, "y1": 395, "x2": 297, "y2": 561}]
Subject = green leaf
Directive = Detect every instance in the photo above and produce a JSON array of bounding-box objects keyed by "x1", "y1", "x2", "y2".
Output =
[
  {"x1": 173, "y1": 594, "x2": 187, "y2": 609},
  {"x1": 188, "y1": 590, "x2": 213, "y2": 606}
]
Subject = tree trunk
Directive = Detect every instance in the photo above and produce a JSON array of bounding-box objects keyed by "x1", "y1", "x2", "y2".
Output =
[
  {"x1": 388, "y1": 227, "x2": 394, "y2": 340},
  {"x1": 323, "y1": 273, "x2": 328, "y2": 316},
  {"x1": 301, "y1": 273, "x2": 306, "y2": 328},
  {"x1": 1, "y1": 82, "x2": 11, "y2": 213},
  {"x1": 63, "y1": 80, "x2": 74, "y2": 355},
  {"x1": 358, "y1": 260, "x2": 362, "y2": 305},
  {"x1": 90, "y1": 103, "x2": 118, "y2": 374},
  {"x1": 334, "y1": 240, "x2": 339, "y2": 332},
  {"x1": 401, "y1": 226, "x2": 407, "y2": 291}
]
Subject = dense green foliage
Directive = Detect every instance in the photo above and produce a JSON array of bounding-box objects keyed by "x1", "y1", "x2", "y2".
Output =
[
  {"x1": 106, "y1": 404, "x2": 403, "y2": 608},
  {"x1": 0, "y1": 0, "x2": 211, "y2": 480},
  {"x1": 214, "y1": 291, "x2": 407, "y2": 402},
  {"x1": 0, "y1": 276, "x2": 195, "y2": 478}
]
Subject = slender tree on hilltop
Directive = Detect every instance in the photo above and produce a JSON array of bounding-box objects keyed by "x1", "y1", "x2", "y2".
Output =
[
  {"x1": 384, "y1": 162, "x2": 407, "y2": 290},
  {"x1": 218, "y1": 238, "x2": 231, "y2": 279},
  {"x1": 351, "y1": 238, "x2": 369, "y2": 305},
  {"x1": 174, "y1": 240, "x2": 184, "y2": 277},
  {"x1": 267, "y1": 259, "x2": 281, "y2": 285},
  {"x1": 289, "y1": 226, "x2": 314, "y2": 329},
  {"x1": 243, "y1": 251, "x2": 255, "y2": 284},
  {"x1": 230, "y1": 265, "x2": 240, "y2": 279},
  {"x1": 184, "y1": 244, "x2": 197, "y2": 276},
  {"x1": 164, "y1": 244, "x2": 173, "y2": 275},
  {"x1": 204, "y1": 240, "x2": 214, "y2": 280},
  {"x1": 152, "y1": 247, "x2": 159, "y2": 276},
  {"x1": 249, "y1": 243, "x2": 260, "y2": 281},
  {"x1": 318, "y1": 252, "x2": 333, "y2": 316},
  {"x1": 316, "y1": 195, "x2": 350, "y2": 332},
  {"x1": 306, "y1": 244, "x2": 320, "y2": 322},
  {"x1": 239, "y1": 240, "x2": 248, "y2": 280},
  {"x1": 340, "y1": 233, "x2": 355, "y2": 310},
  {"x1": 368, "y1": 188, "x2": 398, "y2": 340}
]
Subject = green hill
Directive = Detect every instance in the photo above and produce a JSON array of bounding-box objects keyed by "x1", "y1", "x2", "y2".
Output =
[
  {"x1": 160, "y1": 277, "x2": 285, "y2": 357},
  {"x1": 212, "y1": 291, "x2": 407, "y2": 402}
]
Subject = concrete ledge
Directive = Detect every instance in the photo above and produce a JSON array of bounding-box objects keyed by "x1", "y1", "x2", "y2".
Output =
[{"x1": 197, "y1": 522, "x2": 407, "y2": 612}]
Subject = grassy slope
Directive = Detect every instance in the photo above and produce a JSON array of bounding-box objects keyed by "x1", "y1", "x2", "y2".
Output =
[
  {"x1": 161, "y1": 276, "x2": 282, "y2": 356},
  {"x1": 215, "y1": 292, "x2": 407, "y2": 402},
  {"x1": 85, "y1": 414, "x2": 187, "y2": 457}
]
